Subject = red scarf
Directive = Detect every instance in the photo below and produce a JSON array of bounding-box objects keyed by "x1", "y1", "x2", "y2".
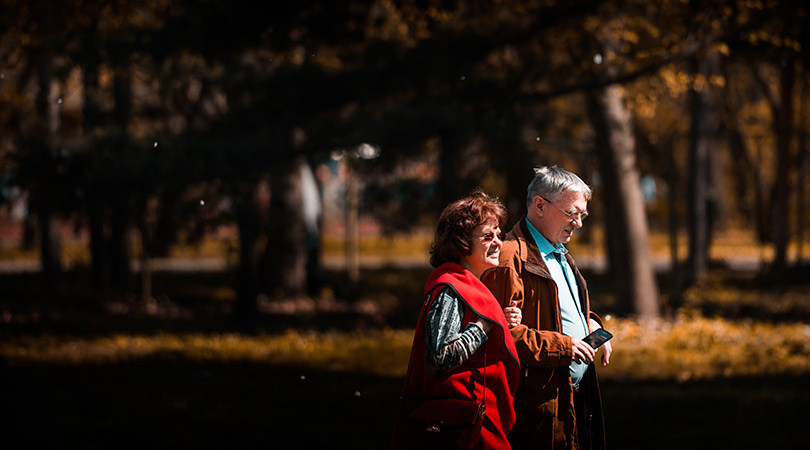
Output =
[{"x1": 401, "y1": 262, "x2": 520, "y2": 448}]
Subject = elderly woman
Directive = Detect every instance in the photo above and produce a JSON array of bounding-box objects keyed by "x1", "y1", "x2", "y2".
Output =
[{"x1": 392, "y1": 190, "x2": 522, "y2": 450}]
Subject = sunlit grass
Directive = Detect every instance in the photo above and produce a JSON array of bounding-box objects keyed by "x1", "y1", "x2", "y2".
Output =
[
  {"x1": 600, "y1": 315, "x2": 810, "y2": 382},
  {"x1": 0, "y1": 328, "x2": 414, "y2": 377},
  {"x1": 3, "y1": 315, "x2": 810, "y2": 382},
  {"x1": 321, "y1": 231, "x2": 433, "y2": 259},
  {"x1": 318, "y1": 227, "x2": 810, "y2": 264},
  {"x1": 4, "y1": 227, "x2": 810, "y2": 268},
  {"x1": 679, "y1": 270, "x2": 810, "y2": 320}
]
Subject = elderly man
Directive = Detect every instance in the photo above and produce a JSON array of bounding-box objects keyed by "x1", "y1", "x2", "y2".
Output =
[{"x1": 482, "y1": 166, "x2": 612, "y2": 450}]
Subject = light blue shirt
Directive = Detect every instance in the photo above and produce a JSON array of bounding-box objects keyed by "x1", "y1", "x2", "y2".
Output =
[{"x1": 526, "y1": 219, "x2": 590, "y2": 388}]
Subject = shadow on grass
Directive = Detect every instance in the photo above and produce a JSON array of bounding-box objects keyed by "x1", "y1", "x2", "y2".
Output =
[
  {"x1": 4, "y1": 263, "x2": 810, "y2": 332},
  {"x1": 3, "y1": 265, "x2": 810, "y2": 449},
  {"x1": 0, "y1": 266, "x2": 436, "y2": 338},
  {"x1": 602, "y1": 375, "x2": 810, "y2": 449},
  {"x1": 3, "y1": 360, "x2": 402, "y2": 450},
  {"x1": 4, "y1": 358, "x2": 809, "y2": 450}
]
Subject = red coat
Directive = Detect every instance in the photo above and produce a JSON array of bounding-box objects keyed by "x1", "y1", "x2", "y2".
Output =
[{"x1": 398, "y1": 262, "x2": 521, "y2": 449}]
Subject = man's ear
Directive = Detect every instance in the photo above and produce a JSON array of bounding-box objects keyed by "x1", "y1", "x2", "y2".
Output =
[{"x1": 533, "y1": 196, "x2": 544, "y2": 216}]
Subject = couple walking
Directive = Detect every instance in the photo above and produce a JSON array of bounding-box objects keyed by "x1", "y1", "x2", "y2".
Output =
[{"x1": 392, "y1": 165, "x2": 612, "y2": 450}]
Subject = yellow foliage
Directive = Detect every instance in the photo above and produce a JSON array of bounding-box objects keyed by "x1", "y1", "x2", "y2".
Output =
[
  {"x1": 0, "y1": 328, "x2": 415, "y2": 377},
  {"x1": 3, "y1": 316, "x2": 810, "y2": 383},
  {"x1": 600, "y1": 315, "x2": 810, "y2": 382},
  {"x1": 709, "y1": 74, "x2": 725, "y2": 87}
]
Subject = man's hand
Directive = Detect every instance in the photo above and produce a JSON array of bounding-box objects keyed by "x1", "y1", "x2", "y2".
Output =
[
  {"x1": 570, "y1": 336, "x2": 596, "y2": 365},
  {"x1": 589, "y1": 318, "x2": 612, "y2": 366},
  {"x1": 503, "y1": 301, "x2": 522, "y2": 328}
]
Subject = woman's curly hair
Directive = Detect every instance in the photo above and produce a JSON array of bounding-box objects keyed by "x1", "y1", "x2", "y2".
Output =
[{"x1": 429, "y1": 189, "x2": 507, "y2": 268}]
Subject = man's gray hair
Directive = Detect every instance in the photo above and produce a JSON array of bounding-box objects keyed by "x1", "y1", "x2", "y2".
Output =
[{"x1": 526, "y1": 165, "x2": 592, "y2": 209}]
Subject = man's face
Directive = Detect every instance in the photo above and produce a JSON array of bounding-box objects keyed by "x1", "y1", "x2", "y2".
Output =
[{"x1": 534, "y1": 191, "x2": 588, "y2": 244}]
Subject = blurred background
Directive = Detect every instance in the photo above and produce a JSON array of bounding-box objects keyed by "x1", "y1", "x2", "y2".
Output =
[{"x1": 2, "y1": 1, "x2": 810, "y2": 449}]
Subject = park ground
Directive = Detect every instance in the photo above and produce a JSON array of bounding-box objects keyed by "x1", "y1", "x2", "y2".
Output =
[{"x1": 3, "y1": 229, "x2": 810, "y2": 449}]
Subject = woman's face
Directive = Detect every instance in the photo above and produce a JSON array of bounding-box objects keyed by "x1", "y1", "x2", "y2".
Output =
[{"x1": 459, "y1": 220, "x2": 503, "y2": 278}]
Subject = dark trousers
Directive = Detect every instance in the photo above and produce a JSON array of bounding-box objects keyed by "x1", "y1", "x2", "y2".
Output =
[
  {"x1": 507, "y1": 383, "x2": 603, "y2": 450},
  {"x1": 574, "y1": 388, "x2": 591, "y2": 450}
]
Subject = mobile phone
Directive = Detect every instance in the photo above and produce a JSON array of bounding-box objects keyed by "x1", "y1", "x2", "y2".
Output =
[{"x1": 582, "y1": 328, "x2": 613, "y2": 349}]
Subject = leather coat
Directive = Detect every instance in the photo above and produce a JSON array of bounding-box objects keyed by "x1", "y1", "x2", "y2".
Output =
[{"x1": 481, "y1": 217, "x2": 606, "y2": 450}]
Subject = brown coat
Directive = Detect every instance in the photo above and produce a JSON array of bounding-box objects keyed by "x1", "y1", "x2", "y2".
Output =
[{"x1": 481, "y1": 217, "x2": 606, "y2": 450}]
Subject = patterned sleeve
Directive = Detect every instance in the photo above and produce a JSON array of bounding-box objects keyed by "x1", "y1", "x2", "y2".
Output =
[{"x1": 425, "y1": 286, "x2": 488, "y2": 376}]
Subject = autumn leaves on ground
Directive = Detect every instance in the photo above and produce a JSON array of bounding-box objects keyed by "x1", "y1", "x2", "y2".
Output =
[{"x1": 3, "y1": 250, "x2": 810, "y2": 449}]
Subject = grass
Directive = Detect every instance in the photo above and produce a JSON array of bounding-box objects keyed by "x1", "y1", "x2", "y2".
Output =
[
  {"x1": 4, "y1": 228, "x2": 810, "y2": 449},
  {"x1": 5, "y1": 225, "x2": 808, "y2": 267},
  {"x1": 4, "y1": 318, "x2": 810, "y2": 450},
  {"x1": 602, "y1": 375, "x2": 810, "y2": 449},
  {"x1": 599, "y1": 315, "x2": 810, "y2": 382},
  {"x1": 5, "y1": 316, "x2": 810, "y2": 383},
  {"x1": 1, "y1": 328, "x2": 415, "y2": 377}
]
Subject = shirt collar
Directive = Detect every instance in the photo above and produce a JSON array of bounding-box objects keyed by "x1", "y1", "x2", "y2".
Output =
[{"x1": 525, "y1": 218, "x2": 569, "y2": 259}]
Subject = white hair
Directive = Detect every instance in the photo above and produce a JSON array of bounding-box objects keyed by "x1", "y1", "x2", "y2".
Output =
[{"x1": 526, "y1": 165, "x2": 592, "y2": 210}]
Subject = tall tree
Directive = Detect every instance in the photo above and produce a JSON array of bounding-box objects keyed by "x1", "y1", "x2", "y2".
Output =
[
  {"x1": 721, "y1": 59, "x2": 769, "y2": 242},
  {"x1": 265, "y1": 155, "x2": 309, "y2": 298},
  {"x1": 80, "y1": 16, "x2": 109, "y2": 289},
  {"x1": 588, "y1": 83, "x2": 660, "y2": 321},
  {"x1": 580, "y1": 8, "x2": 662, "y2": 321},
  {"x1": 770, "y1": 59, "x2": 796, "y2": 272},
  {"x1": 686, "y1": 52, "x2": 719, "y2": 284},
  {"x1": 34, "y1": 57, "x2": 64, "y2": 294},
  {"x1": 26, "y1": 2, "x2": 66, "y2": 295}
]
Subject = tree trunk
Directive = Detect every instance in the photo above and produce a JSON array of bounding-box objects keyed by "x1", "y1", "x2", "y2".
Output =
[
  {"x1": 587, "y1": 84, "x2": 660, "y2": 322},
  {"x1": 438, "y1": 131, "x2": 463, "y2": 209},
  {"x1": 686, "y1": 55, "x2": 716, "y2": 285},
  {"x1": 345, "y1": 162, "x2": 360, "y2": 296},
  {"x1": 110, "y1": 197, "x2": 130, "y2": 289},
  {"x1": 83, "y1": 21, "x2": 108, "y2": 288},
  {"x1": 235, "y1": 200, "x2": 260, "y2": 320},
  {"x1": 36, "y1": 40, "x2": 63, "y2": 294},
  {"x1": 722, "y1": 61, "x2": 768, "y2": 242},
  {"x1": 139, "y1": 197, "x2": 157, "y2": 302},
  {"x1": 772, "y1": 60, "x2": 795, "y2": 272},
  {"x1": 797, "y1": 76, "x2": 809, "y2": 264},
  {"x1": 265, "y1": 156, "x2": 309, "y2": 298},
  {"x1": 39, "y1": 207, "x2": 63, "y2": 294},
  {"x1": 501, "y1": 121, "x2": 536, "y2": 229},
  {"x1": 110, "y1": 64, "x2": 133, "y2": 289},
  {"x1": 798, "y1": 135, "x2": 807, "y2": 264},
  {"x1": 666, "y1": 138, "x2": 682, "y2": 313},
  {"x1": 300, "y1": 160, "x2": 325, "y2": 295},
  {"x1": 88, "y1": 201, "x2": 108, "y2": 288}
]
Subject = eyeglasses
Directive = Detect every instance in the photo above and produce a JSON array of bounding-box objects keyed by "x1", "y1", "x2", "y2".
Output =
[
  {"x1": 476, "y1": 232, "x2": 504, "y2": 243},
  {"x1": 541, "y1": 197, "x2": 589, "y2": 222}
]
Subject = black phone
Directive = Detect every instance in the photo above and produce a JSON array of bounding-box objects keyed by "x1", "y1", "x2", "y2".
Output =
[{"x1": 582, "y1": 328, "x2": 613, "y2": 349}]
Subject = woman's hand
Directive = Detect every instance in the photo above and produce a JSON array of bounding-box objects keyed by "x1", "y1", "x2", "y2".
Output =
[
  {"x1": 503, "y1": 301, "x2": 522, "y2": 328},
  {"x1": 474, "y1": 317, "x2": 493, "y2": 333}
]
